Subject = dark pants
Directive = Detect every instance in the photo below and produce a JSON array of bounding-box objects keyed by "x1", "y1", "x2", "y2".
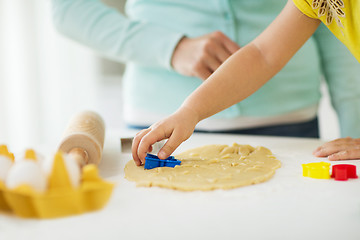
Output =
[
  {"x1": 196, "y1": 117, "x2": 319, "y2": 138},
  {"x1": 128, "y1": 117, "x2": 319, "y2": 139}
]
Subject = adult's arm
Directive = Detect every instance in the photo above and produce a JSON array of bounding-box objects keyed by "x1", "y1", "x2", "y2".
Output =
[{"x1": 51, "y1": 0, "x2": 183, "y2": 69}]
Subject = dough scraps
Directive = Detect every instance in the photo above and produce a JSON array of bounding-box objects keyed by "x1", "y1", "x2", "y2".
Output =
[{"x1": 124, "y1": 143, "x2": 281, "y2": 191}]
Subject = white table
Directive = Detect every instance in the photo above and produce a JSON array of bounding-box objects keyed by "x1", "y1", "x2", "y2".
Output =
[{"x1": 1, "y1": 131, "x2": 360, "y2": 240}]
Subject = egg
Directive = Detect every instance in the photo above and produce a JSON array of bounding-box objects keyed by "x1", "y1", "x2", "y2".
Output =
[
  {"x1": 6, "y1": 160, "x2": 47, "y2": 192},
  {"x1": 0, "y1": 155, "x2": 13, "y2": 182},
  {"x1": 42, "y1": 153, "x2": 81, "y2": 187}
]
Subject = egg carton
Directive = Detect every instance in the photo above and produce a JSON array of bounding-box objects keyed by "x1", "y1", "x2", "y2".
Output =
[{"x1": 0, "y1": 146, "x2": 113, "y2": 219}]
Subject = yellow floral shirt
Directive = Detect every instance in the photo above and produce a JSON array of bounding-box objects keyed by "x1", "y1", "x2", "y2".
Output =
[{"x1": 292, "y1": 0, "x2": 359, "y2": 62}]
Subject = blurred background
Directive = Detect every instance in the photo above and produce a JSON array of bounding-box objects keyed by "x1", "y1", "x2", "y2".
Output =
[{"x1": 0, "y1": 0, "x2": 339, "y2": 151}]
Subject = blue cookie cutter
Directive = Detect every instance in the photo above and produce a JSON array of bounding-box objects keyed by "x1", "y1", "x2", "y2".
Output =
[{"x1": 144, "y1": 153, "x2": 181, "y2": 170}]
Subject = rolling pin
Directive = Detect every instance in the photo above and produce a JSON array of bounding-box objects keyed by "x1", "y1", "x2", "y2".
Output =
[{"x1": 58, "y1": 111, "x2": 105, "y2": 167}]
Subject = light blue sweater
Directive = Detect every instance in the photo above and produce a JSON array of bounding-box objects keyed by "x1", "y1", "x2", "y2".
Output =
[{"x1": 51, "y1": 0, "x2": 360, "y2": 137}]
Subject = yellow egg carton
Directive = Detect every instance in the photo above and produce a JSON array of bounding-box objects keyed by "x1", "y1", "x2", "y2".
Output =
[{"x1": 0, "y1": 147, "x2": 114, "y2": 219}]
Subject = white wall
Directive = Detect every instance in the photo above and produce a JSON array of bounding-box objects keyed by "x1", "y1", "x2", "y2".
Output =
[{"x1": 0, "y1": 0, "x2": 102, "y2": 152}]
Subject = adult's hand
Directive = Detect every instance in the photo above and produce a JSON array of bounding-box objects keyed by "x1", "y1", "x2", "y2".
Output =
[
  {"x1": 171, "y1": 31, "x2": 240, "y2": 80},
  {"x1": 313, "y1": 137, "x2": 360, "y2": 160}
]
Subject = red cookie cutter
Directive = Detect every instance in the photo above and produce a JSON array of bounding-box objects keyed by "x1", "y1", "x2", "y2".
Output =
[{"x1": 331, "y1": 164, "x2": 358, "y2": 181}]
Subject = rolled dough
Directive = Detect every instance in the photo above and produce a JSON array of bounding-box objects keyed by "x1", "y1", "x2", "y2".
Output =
[{"x1": 125, "y1": 143, "x2": 281, "y2": 191}]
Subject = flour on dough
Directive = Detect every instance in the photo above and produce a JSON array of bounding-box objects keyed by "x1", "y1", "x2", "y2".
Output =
[{"x1": 124, "y1": 143, "x2": 281, "y2": 191}]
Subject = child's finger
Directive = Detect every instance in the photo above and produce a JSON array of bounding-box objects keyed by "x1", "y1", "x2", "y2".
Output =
[
  {"x1": 132, "y1": 128, "x2": 151, "y2": 166},
  {"x1": 137, "y1": 128, "x2": 169, "y2": 164},
  {"x1": 158, "y1": 129, "x2": 184, "y2": 159}
]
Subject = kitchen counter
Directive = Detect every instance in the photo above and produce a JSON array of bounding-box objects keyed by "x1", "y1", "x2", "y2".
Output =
[{"x1": 1, "y1": 130, "x2": 359, "y2": 240}]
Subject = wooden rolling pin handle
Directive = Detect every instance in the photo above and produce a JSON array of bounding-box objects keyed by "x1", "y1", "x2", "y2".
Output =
[
  {"x1": 68, "y1": 148, "x2": 89, "y2": 168},
  {"x1": 58, "y1": 111, "x2": 105, "y2": 167}
]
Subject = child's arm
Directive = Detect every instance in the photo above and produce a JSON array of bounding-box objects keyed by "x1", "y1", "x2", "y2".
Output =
[
  {"x1": 132, "y1": 1, "x2": 321, "y2": 165},
  {"x1": 313, "y1": 137, "x2": 360, "y2": 160}
]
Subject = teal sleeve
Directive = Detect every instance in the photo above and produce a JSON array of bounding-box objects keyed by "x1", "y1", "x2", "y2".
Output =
[
  {"x1": 51, "y1": 0, "x2": 184, "y2": 69},
  {"x1": 313, "y1": 25, "x2": 360, "y2": 138}
]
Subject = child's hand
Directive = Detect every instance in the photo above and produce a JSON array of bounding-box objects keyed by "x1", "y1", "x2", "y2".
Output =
[
  {"x1": 313, "y1": 137, "x2": 360, "y2": 160},
  {"x1": 132, "y1": 107, "x2": 199, "y2": 166}
]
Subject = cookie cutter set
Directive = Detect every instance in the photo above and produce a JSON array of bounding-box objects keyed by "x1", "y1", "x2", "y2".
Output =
[{"x1": 302, "y1": 162, "x2": 358, "y2": 181}]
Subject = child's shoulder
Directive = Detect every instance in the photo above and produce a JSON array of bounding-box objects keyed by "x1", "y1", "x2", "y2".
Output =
[{"x1": 292, "y1": 0, "x2": 319, "y2": 19}]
